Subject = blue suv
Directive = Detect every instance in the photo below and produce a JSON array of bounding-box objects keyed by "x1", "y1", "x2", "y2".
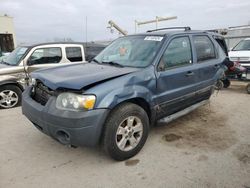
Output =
[{"x1": 22, "y1": 27, "x2": 226, "y2": 160}]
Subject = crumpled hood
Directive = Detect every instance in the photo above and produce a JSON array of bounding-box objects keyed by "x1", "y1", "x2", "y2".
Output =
[{"x1": 31, "y1": 63, "x2": 139, "y2": 90}]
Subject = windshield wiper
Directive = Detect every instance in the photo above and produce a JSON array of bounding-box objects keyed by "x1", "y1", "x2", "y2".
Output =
[
  {"x1": 92, "y1": 58, "x2": 101, "y2": 64},
  {"x1": 101, "y1": 61, "x2": 124, "y2": 67}
]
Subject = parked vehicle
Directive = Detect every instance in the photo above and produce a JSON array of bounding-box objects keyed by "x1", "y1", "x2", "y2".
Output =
[
  {"x1": 0, "y1": 42, "x2": 105, "y2": 109},
  {"x1": 229, "y1": 38, "x2": 250, "y2": 72},
  {"x1": 22, "y1": 27, "x2": 226, "y2": 160},
  {"x1": 219, "y1": 58, "x2": 247, "y2": 89},
  {"x1": 0, "y1": 50, "x2": 10, "y2": 61}
]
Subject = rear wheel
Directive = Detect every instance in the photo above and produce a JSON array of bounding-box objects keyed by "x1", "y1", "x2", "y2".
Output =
[
  {"x1": 103, "y1": 103, "x2": 149, "y2": 161},
  {"x1": 215, "y1": 80, "x2": 223, "y2": 90},
  {"x1": 246, "y1": 83, "x2": 250, "y2": 94},
  {"x1": 0, "y1": 85, "x2": 22, "y2": 109},
  {"x1": 222, "y1": 79, "x2": 231, "y2": 88}
]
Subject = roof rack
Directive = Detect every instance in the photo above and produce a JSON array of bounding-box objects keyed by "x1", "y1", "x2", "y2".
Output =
[{"x1": 147, "y1": 27, "x2": 191, "y2": 33}]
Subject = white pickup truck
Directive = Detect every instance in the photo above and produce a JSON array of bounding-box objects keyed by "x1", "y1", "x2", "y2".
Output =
[{"x1": 0, "y1": 42, "x2": 106, "y2": 109}]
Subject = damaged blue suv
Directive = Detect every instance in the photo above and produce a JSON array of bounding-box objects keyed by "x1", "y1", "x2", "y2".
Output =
[{"x1": 22, "y1": 27, "x2": 226, "y2": 160}]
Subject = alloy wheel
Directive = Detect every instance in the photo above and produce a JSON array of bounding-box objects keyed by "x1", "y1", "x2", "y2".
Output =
[
  {"x1": 0, "y1": 90, "x2": 19, "y2": 108},
  {"x1": 115, "y1": 116, "x2": 143, "y2": 151}
]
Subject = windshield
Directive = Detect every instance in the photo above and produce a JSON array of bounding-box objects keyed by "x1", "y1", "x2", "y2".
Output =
[
  {"x1": 94, "y1": 35, "x2": 164, "y2": 68},
  {"x1": 3, "y1": 47, "x2": 28, "y2": 65},
  {"x1": 233, "y1": 40, "x2": 250, "y2": 51}
]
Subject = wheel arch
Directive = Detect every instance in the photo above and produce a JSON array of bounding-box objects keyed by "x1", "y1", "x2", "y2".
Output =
[{"x1": 0, "y1": 80, "x2": 25, "y2": 92}]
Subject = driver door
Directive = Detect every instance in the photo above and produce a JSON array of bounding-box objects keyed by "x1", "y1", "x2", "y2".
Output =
[
  {"x1": 25, "y1": 47, "x2": 64, "y2": 73},
  {"x1": 156, "y1": 35, "x2": 199, "y2": 119}
]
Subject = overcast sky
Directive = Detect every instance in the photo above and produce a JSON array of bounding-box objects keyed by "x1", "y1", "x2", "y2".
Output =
[{"x1": 0, "y1": 0, "x2": 250, "y2": 44}]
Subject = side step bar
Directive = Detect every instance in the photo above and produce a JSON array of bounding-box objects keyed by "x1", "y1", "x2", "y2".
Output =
[{"x1": 158, "y1": 100, "x2": 209, "y2": 124}]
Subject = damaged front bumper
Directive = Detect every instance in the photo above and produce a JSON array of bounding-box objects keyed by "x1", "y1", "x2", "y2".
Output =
[{"x1": 22, "y1": 87, "x2": 109, "y2": 147}]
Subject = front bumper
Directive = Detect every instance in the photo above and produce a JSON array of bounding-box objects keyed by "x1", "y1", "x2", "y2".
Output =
[{"x1": 22, "y1": 87, "x2": 110, "y2": 147}]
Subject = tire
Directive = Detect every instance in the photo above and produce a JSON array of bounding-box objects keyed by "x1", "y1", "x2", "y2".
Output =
[
  {"x1": 0, "y1": 85, "x2": 22, "y2": 109},
  {"x1": 215, "y1": 80, "x2": 223, "y2": 90},
  {"x1": 103, "y1": 103, "x2": 149, "y2": 161},
  {"x1": 246, "y1": 84, "x2": 250, "y2": 94},
  {"x1": 222, "y1": 79, "x2": 231, "y2": 88}
]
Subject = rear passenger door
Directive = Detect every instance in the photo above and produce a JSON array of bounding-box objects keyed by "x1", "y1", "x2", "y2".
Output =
[
  {"x1": 191, "y1": 35, "x2": 220, "y2": 90},
  {"x1": 156, "y1": 35, "x2": 199, "y2": 118}
]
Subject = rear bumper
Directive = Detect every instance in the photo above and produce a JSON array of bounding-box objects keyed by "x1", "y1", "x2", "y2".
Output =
[
  {"x1": 22, "y1": 87, "x2": 109, "y2": 147},
  {"x1": 239, "y1": 62, "x2": 250, "y2": 71}
]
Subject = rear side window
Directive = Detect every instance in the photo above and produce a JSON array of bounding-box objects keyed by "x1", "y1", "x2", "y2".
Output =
[
  {"x1": 29, "y1": 47, "x2": 62, "y2": 65},
  {"x1": 66, "y1": 47, "x2": 83, "y2": 62},
  {"x1": 193, "y1": 36, "x2": 216, "y2": 62},
  {"x1": 160, "y1": 36, "x2": 192, "y2": 70}
]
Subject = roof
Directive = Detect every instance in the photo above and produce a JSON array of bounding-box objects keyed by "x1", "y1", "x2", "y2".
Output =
[
  {"x1": 127, "y1": 27, "x2": 222, "y2": 37},
  {"x1": 19, "y1": 42, "x2": 108, "y2": 48}
]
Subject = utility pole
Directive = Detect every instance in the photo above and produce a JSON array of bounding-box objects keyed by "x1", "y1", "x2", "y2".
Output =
[
  {"x1": 135, "y1": 16, "x2": 177, "y2": 33},
  {"x1": 85, "y1": 16, "x2": 88, "y2": 43}
]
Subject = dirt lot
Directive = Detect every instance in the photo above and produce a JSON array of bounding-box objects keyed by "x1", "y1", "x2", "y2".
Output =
[{"x1": 0, "y1": 81, "x2": 250, "y2": 188}]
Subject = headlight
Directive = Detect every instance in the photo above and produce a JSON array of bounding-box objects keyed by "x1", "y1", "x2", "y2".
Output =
[
  {"x1": 28, "y1": 77, "x2": 37, "y2": 86},
  {"x1": 56, "y1": 93, "x2": 96, "y2": 111}
]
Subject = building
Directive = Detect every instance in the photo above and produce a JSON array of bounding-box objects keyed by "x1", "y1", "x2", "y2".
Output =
[{"x1": 0, "y1": 14, "x2": 16, "y2": 53}]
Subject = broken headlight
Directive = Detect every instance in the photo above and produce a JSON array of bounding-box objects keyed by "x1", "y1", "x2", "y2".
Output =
[{"x1": 56, "y1": 93, "x2": 96, "y2": 111}]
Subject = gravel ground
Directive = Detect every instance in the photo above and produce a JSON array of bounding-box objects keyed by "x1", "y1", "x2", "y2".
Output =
[{"x1": 0, "y1": 81, "x2": 250, "y2": 188}]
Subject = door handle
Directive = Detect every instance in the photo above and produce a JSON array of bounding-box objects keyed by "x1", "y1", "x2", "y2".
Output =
[{"x1": 186, "y1": 71, "x2": 194, "y2": 77}]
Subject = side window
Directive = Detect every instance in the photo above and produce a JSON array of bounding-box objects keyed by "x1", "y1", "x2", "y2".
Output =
[
  {"x1": 66, "y1": 47, "x2": 83, "y2": 62},
  {"x1": 160, "y1": 36, "x2": 192, "y2": 70},
  {"x1": 193, "y1": 36, "x2": 216, "y2": 62},
  {"x1": 29, "y1": 47, "x2": 62, "y2": 65}
]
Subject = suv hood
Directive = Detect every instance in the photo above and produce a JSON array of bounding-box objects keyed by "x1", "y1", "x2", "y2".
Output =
[{"x1": 31, "y1": 63, "x2": 139, "y2": 90}]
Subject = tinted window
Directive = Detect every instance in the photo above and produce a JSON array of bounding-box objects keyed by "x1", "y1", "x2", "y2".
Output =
[
  {"x1": 160, "y1": 36, "x2": 192, "y2": 70},
  {"x1": 29, "y1": 47, "x2": 62, "y2": 65},
  {"x1": 66, "y1": 47, "x2": 83, "y2": 62},
  {"x1": 194, "y1": 36, "x2": 216, "y2": 62}
]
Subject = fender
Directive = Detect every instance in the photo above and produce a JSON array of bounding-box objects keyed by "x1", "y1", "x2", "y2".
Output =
[
  {"x1": 0, "y1": 75, "x2": 26, "y2": 91},
  {"x1": 97, "y1": 85, "x2": 155, "y2": 109},
  {"x1": 213, "y1": 66, "x2": 225, "y2": 81}
]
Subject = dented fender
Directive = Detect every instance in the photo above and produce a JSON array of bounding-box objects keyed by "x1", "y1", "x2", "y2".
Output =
[
  {"x1": 98, "y1": 85, "x2": 155, "y2": 109},
  {"x1": 86, "y1": 66, "x2": 157, "y2": 109}
]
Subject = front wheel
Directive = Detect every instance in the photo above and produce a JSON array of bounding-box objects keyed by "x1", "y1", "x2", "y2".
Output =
[
  {"x1": 0, "y1": 85, "x2": 22, "y2": 109},
  {"x1": 103, "y1": 103, "x2": 149, "y2": 161}
]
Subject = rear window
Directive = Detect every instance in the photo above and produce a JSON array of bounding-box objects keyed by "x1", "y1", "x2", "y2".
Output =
[
  {"x1": 193, "y1": 36, "x2": 216, "y2": 62},
  {"x1": 66, "y1": 47, "x2": 83, "y2": 62}
]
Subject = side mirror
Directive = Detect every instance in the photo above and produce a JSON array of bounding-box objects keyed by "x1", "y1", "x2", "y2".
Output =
[{"x1": 27, "y1": 59, "x2": 35, "y2": 66}]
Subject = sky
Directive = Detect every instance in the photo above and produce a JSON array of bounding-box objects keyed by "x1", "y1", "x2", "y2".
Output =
[{"x1": 0, "y1": 0, "x2": 250, "y2": 44}]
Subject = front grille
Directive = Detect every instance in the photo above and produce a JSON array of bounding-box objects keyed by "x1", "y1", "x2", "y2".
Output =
[{"x1": 32, "y1": 81, "x2": 54, "y2": 106}]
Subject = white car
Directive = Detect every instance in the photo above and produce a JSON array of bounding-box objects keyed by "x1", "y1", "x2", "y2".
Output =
[{"x1": 229, "y1": 38, "x2": 250, "y2": 71}]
